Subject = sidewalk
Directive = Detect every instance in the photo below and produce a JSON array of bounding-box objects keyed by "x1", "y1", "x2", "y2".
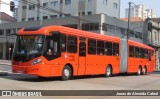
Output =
[
  {"x1": 0, "y1": 60, "x2": 11, "y2": 65},
  {"x1": 0, "y1": 60, "x2": 11, "y2": 76}
]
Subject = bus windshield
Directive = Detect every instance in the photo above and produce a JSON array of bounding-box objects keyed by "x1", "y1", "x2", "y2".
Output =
[{"x1": 14, "y1": 35, "x2": 44, "y2": 55}]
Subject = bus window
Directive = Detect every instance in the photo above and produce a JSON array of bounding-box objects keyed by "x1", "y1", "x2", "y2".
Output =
[
  {"x1": 129, "y1": 46, "x2": 135, "y2": 57},
  {"x1": 139, "y1": 48, "x2": 143, "y2": 58},
  {"x1": 97, "y1": 40, "x2": 104, "y2": 55},
  {"x1": 135, "y1": 47, "x2": 139, "y2": 58},
  {"x1": 145, "y1": 49, "x2": 148, "y2": 59},
  {"x1": 79, "y1": 42, "x2": 86, "y2": 56},
  {"x1": 61, "y1": 34, "x2": 67, "y2": 52},
  {"x1": 47, "y1": 33, "x2": 60, "y2": 55},
  {"x1": 105, "y1": 42, "x2": 112, "y2": 56},
  {"x1": 141, "y1": 48, "x2": 146, "y2": 58},
  {"x1": 68, "y1": 36, "x2": 77, "y2": 53},
  {"x1": 44, "y1": 32, "x2": 61, "y2": 60},
  {"x1": 47, "y1": 39, "x2": 58, "y2": 55},
  {"x1": 149, "y1": 51, "x2": 151, "y2": 61},
  {"x1": 142, "y1": 49, "x2": 145, "y2": 58},
  {"x1": 151, "y1": 50, "x2": 154, "y2": 56},
  {"x1": 88, "y1": 39, "x2": 96, "y2": 55},
  {"x1": 113, "y1": 43, "x2": 119, "y2": 56}
]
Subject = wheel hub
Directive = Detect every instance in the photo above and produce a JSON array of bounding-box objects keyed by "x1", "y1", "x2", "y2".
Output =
[
  {"x1": 64, "y1": 69, "x2": 69, "y2": 77},
  {"x1": 107, "y1": 68, "x2": 111, "y2": 75}
]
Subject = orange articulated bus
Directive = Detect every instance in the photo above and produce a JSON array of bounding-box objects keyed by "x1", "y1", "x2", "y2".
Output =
[{"x1": 12, "y1": 25, "x2": 155, "y2": 80}]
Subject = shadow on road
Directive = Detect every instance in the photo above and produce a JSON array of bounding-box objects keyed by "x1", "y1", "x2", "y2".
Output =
[
  {"x1": 0, "y1": 72, "x2": 150, "y2": 82},
  {"x1": 0, "y1": 74, "x2": 61, "y2": 82}
]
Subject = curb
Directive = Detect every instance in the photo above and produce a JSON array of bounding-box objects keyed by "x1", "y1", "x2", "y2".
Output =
[
  {"x1": 0, "y1": 63, "x2": 11, "y2": 66},
  {"x1": 154, "y1": 70, "x2": 160, "y2": 72},
  {"x1": 0, "y1": 60, "x2": 11, "y2": 65},
  {"x1": 0, "y1": 71, "x2": 22, "y2": 76},
  {"x1": 0, "y1": 63, "x2": 11, "y2": 65}
]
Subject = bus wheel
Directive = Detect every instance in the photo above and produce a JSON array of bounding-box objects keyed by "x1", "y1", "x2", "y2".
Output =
[
  {"x1": 137, "y1": 67, "x2": 142, "y2": 75},
  {"x1": 105, "y1": 66, "x2": 112, "y2": 77},
  {"x1": 143, "y1": 66, "x2": 147, "y2": 75},
  {"x1": 62, "y1": 65, "x2": 72, "y2": 81}
]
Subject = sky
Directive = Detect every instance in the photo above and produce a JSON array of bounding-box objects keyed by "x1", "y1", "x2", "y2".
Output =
[{"x1": 120, "y1": 0, "x2": 160, "y2": 18}]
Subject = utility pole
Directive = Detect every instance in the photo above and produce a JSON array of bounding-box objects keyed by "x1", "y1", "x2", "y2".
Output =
[
  {"x1": 40, "y1": 0, "x2": 43, "y2": 25},
  {"x1": 0, "y1": 0, "x2": 1, "y2": 23},
  {"x1": 127, "y1": 2, "x2": 131, "y2": 39},
  {"x1": 37, "y1": 0, "x2": 40, "y2": 21},
  {"x1": 125, "y1": 2, "x2": 131, "y2": 71},
  {"x1": 78, "y1": 8, "x2": 82, "y2": 30}
]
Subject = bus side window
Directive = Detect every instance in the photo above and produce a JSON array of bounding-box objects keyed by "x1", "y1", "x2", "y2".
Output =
[
  {"x1": 47, "y1": 39, "x2": 54, "y2": 55},
  {"x1": 97, "y1": 40, "x2": 104, "y2": 55},
  {"x1": 129, "y1": 46, "x2": 135, "y2": 57},
  {"x1": 145, "y1": 49, "x2": 148, "y2": 59},
  {"x1": 149, "y1": 51, "x2": 151, "y2": 61},
  {"x1": 88, "y1": 39, "x2": 96, "y2": 55},
  {"x1": 151, "y1": 50, "x2": 154, "y2": 56},
  {"x1": 53, "y1": 42, "x2": 58, "y2": 53},
  {"x1": 79, "y1": 42, "x2": 86, "y2": 56},
  {"x1": 105, "y1": 42, "x2": 112, "y2": 56},
  {"x1": 61, "y1": 34, "x2": 67, "y2": 52},
  {"x1": 139, "y1": 48, "x2": 144, "y2": 58},
  {"x1": 68, "y1": 35, "x2": 77, "y2": 53},
  {"x1": 47, "y1": 32, "x2": 60, "y2": 56},
  {"x1": 47, "y1": 39, "x2": 58, "y2": 55},
  {"x1": 135, "y1": 47, "x2": 139, "y2": 58},
  {"x1": 113, "y1": 43, "x2": 119, "y2": 56}
]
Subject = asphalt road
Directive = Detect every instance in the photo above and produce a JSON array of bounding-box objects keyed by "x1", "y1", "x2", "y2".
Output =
[{"x1": 0, "y1": 64, "x2": 160, "y2": 99}]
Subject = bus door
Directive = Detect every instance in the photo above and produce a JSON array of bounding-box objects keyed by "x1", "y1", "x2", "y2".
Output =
[
  {"x1": 148, "y1": 50, "x2": 152, "y2": 72},
  {"x1": 150, "y1": 50, "x2": 155, "y2": 71},
  {"x1": 152, "y1": 51, "x2": 156, "y2": 71},
  {"x1": 78, "y1": 41, "x2": 86, "y2": 75}
]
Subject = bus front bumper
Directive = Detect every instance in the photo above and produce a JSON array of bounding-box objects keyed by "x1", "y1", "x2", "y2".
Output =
[{"x1": 12, "y1": 64, "x2": 51, "y2": 77}]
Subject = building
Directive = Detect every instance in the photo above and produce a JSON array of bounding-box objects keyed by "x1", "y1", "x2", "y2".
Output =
[
  {"x1": 144, "y1": 18, "x2": 160, "y2": 47},
  {"x1": 143, "y1": 18, "x2": 160, "y2": 69},
  {"x1": 13, "y1": 8, "x2": 18, "y2": 20},
  {"x1": 0, "y1": 0, "x2": 14, "y2": 17},
  {"x1": 0, "y1": 14, "x2": 144, "y2": 60},
  {"x1": 17, "y1": 0, "x2": 120, "y2": 22},
  {"x1": 0, "y1": 12, "x2": 16, "y2": 60},
  {"x1": 120, "y1": 16, "x2": 160, "y2": 69},
  {"x1": 121, "y1": 17, "x2": 145, "y2": 22},
  {"x1": 125, "y1": 4, "x2": 156, "y2": 20},
  {"x1": 0, "y1": 12, "x2": 16, "y2": 24}
]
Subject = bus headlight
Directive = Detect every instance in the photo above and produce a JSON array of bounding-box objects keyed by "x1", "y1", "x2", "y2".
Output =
[{"x1": 32, "y1": 58, "x2": 42, "y2": 65}]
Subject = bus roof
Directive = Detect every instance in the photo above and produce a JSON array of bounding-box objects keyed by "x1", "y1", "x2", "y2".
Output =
[
  {"x1": 128, "y1": 40, "x2": 154, "y2": 50},
  {"x1": 18, "y1": 25, "x2": 154, "y2": 50},
  {"x1": 18, "y1": 25, "x2": 120, "y2": 42}
]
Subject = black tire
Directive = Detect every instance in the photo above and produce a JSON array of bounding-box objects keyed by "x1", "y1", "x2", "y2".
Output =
[
  {"x1": 137, "y1": 66, "x2": 142, "y2": 75},
  {"x1": 62, "y1": 65, "x2": 72, "y2": 81},
  {"x1": 105, "y1": 66, "x2": 112, "y2": 77},
  {"x1": 143, "y1": 66, "x2": 147, "y2": 75}
]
